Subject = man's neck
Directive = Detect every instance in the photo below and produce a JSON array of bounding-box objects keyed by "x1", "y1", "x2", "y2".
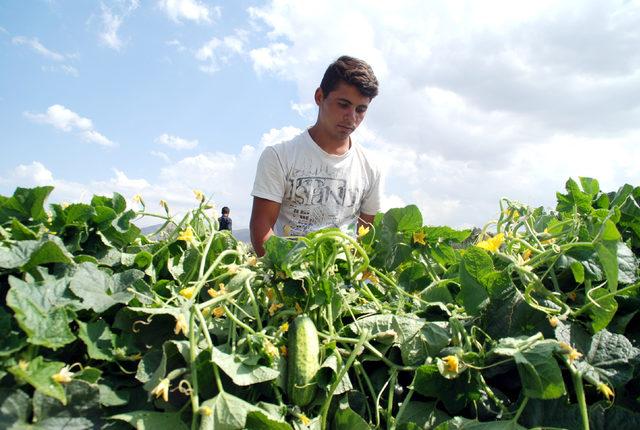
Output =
[{"x1": 308, "y1": 125, "x2": 351, "y2": 155}]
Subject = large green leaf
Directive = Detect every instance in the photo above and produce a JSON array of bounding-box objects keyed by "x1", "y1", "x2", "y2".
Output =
[
  {"x1": 514, "y1": 341, "x2": 566, "y2": 399},
  {"x1": 33, "y1": 380, "x2": 102, "y2": 428},
  {"x1": 382, "y1": 205, "x2": 423, "y2": 233},
  {"x1": 435, "y1": 416, "x2": 527, "y2": 429},
  {"x1": 332, "y1": 404, "x2": 370, "y2": 430},
  {"x1": 0, "y1": 235, "x2": 73, "y2": 269},
  {"x1": 69, "y1": 262, "x2": 140, "y2": 313},
  {"x1": 0, "y1": 389, "x2": 32, "y2": 429},
  {"x1": 596, "y1": 241, "x2": 619, "y2": 292},
  {"x1": 518, "y1": 397, "x2": 582, "y2": 429},
  {"x1": 412, "y1": 364, "x2": 479, "y2": 414},
  {"x1": 458, "y1": 247, "x2": 493, "y2": 315},
  {"x1": 245, "y1": 410, "x2": 293, "y2": 430},
  {"x1": 136, "y1": 340, "x2": 191, "y2": 392},
  {"x1": 556, "y1": 324, "x2": 640, "y2": 387},
  {"x1": 396, "y1": 401, "x2": 449, "y2": 429},
  {"x1": 6, "y1": 276, "x2": 76, "y2": 349},
  {"x1": 0, "y1": 307, "x2": 27, "y2": 357},
  {"x1": 556, "y1": 178, "x2": 594, "y2": 215},
  {"x1": 586, "y1": 288, "x2": 618, "y2": 332},
  {"x1": 199, "y1": 392, "x2": 265, "y2": 430},
  {"x1": 77, "y1": 320, "x2": 118, "y2": 361},
  {"x1": 111, "y1": 411, "x2": 188, "y2": 430},
  {"x1": 210, "y1": 346, "x2": 279, "y2": 386},
  {"x1": 0, "y1": 186, "x2": 53, "y2": 224},
  {"x1": 8, "y1": 357, "x2": 67, "y2": 405}
]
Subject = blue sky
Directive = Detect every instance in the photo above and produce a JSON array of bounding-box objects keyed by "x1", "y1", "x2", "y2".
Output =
[{"x1": 2, "y1": 0, "x2": 640, "y2": 230}]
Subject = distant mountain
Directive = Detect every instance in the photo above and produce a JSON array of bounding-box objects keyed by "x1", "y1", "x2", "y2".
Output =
[{"x1": 140, "y1": 223, "x2": 250, "y2": 243}]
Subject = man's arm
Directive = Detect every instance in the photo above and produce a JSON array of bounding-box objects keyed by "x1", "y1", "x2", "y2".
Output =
[{"x1": 250, "y1": 197, "x2": 281, "y2": 257}]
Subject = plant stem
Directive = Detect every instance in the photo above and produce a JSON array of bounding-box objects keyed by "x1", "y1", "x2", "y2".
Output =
[
  {"x1": 319, "y1": 329, "x2": 369, "y2": 430},
  {"x1": 571, "y1": 370, "x2": 590, "y2": 430},
  {"x1": 573, "y1": 281, "x2": 640, "y2": 317},
  {"x1": 392, "y1": 386, "x2": 414, "y2": 430},
  {"x1": 189, "y1": 312, "x2": 200, "y2": 430},
  {"x1": 512, "y1": 396, "x2": 528, "y2": 423}
]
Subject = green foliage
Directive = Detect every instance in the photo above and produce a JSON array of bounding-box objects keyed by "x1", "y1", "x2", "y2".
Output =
[{"x1": 1, "y1": 177, "x2": 639, "y2": 429}]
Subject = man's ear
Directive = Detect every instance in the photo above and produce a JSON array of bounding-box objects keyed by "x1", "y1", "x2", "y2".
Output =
[{"x1": 314, "y1": 87, "x2": 323, "y2": 105}]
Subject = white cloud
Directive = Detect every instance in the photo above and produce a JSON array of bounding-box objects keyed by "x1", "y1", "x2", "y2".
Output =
[
  {"x1": 166, "y1": 39, "x2": 187, "y2": 52},
  {"x1": 24, "y1": 104, "x2": 116, "y2": 147},
  {"x1": 242, "y1": 0, "x2": 640, "y2": 228},
  {"x1": 41, "y1": 64, "x2": 79, "y2": 77},
  {"x1": 195, "y1": 35, "x2": 245, "y2": 74},
  {"x1": 100, "y1": 6, "x2": 124, "y2": 50},
  {"x1": 158, "y1": 0, "x2": 219, "y2": 24},
  {"x1": 155, "y1": 133, "x2": 199, "y2": 150},
  {"x1": 98, "y1": 1, "x2": 139, "y2": 51},
  {"x1": 151, "y1": 150, "x2": 171, "y2": 162},
  {"x1": 12, "y1": 36, "x2": 65, "y2": 61},
  {"x1": 259, "y1": 126, "x2": 301, "y2": 148}
]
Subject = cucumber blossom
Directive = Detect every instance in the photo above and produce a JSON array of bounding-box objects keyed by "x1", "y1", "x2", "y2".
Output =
[{"x1": 287, "y1": 315, "x2": 320, "y2": 406}]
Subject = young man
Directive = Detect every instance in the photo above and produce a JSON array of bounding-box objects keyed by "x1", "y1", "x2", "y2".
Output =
[
  {"x1": 218, "y1": 206, "x2": 232, "y2": 232},
  {"x1": 250, "y1": 55, "x2": 381, "y2": 256}
]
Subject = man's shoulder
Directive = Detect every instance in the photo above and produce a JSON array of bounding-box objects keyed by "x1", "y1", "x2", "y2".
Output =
[
  {"x1": 268, "y1": 129, "x2": 308, "y2": 152},
  {"x1": 352, "y1": 142, "x2": 381, "y2": 173}
]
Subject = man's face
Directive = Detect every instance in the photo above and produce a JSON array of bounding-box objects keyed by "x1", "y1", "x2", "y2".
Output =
[{"x1": 316, "y1": 81, "x2": 371, "y2": 141}]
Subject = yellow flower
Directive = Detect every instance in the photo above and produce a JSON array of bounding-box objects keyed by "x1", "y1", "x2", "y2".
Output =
[
  {"x1": 199, "y1": 406, "x2": 213, "y2": 416},
  {"x1": 151, "y1": 378, "x2": 170, "y2": 402},
  {"x1": 247, "y1": 256, "x2": 258, "y2": 266},
  {"x1": 179, "y1": 286, "x2": 195, "y2": 299},
  {"x1": 174, "y1": 314, "x2": 188, "y2": 336},
  {"x1": 177, "y1": 226, "x2": 196, "y2": 244},
  {"x1": 159, "y1": 199, "x2": 169, "y2": 213},
  {"x1": 280, "y1": 345, "x2": 288, "y2": 357},
  {"x1": 541, "y1": 228, "x2": 556, "y2": 245},
  {"x1": 358, "y1": 225, "x2": 370, "y2": 238},
  {"x1": 208, "y1": 283, "x2": 226, "y2": 298},
  {"x1": 279, "y1": 322, "x2": 289, "y2": 333},
  {"x1": 522, "y1": 249, "x2": 532, "y2": 261},
  {"x1": 597, "y1": 383, "x2": 614, "y2": 401},
  {"x1": 476, "y1": 233, "x2": 505, "y2": 253},
  {"x1": 201, "y1": 307, "x2": 211, "y2": 317},
  {"x1": 61, "y1": 202, "x2": 69, "y2": 209},
  {"x1": 412, "y1": 230, "x2": 427, "y2": 245},
  {"x1": 295, "y1": 303, "x2": 303, "y2": 314},
  {"x1": 133, "y1": 194, "x2": 144, "y2": 205},
  {"x1": 52, "y1": 365, "x2": 74, "y2": 384},
  {"x1": 442, "y1": 355, "x2": 459, "y2": 373},
  {"x1": 549, "y1": 316, "x2": 560, "y2": 328},
  {"x1": 265, "y1": 288, "x2": 275, "y2": 301},
  {"x1": 361, "y1": 271, "x2": 380, "y2": 284},
  {"x1": 269, "y1": 302, "x2": 283, "y2": 316},
  {"x1": 283, "y1": 224, "x2": 292, "y2": 236},
  {"x1": 264, "y1": 340, "x2": 278, "y2": 359},
  {"x1": 559, "y1": 342, "x2": 582, "y2": 363},
  {"x1": 226, "y1": 264, "x2": 239, "y2": 275},
  {"x1": 299, "y1": 413, "x2": 311, "y2": 426},
  {"x1": 18, "y1": 360, "x2": 29, "y2": 371},
  {"x1": 213, "y1": 307, "x2": 225, "y2": 318},
  {"x1": 193, "y1": 189, "x2": 205, "y2": 203}
]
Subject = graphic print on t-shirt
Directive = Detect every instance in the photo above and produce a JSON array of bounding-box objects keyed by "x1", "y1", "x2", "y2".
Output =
[{"x1": 284, "y1": 174, "x2": 362, "y2": 235}]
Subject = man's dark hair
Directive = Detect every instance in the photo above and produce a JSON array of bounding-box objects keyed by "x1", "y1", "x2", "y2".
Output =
[
  {"x1": 320, "y1": 55, "x2": 379, "y2": 99},
  {"x1": 221, "y1": 206, "x2": 230, "y2": 215}
]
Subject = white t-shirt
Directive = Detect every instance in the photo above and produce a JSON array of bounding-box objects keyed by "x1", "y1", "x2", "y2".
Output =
[{"x1": 251, "y1": 129, "x2": 382, "y2": 237}]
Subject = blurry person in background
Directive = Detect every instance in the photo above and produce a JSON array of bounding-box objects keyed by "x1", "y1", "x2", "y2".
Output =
[{"x1": 218, "y1": 206, "x2": 232, "y2": 232}]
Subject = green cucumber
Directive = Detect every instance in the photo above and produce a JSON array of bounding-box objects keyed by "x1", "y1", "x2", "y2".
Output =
[{"x1": 287, "y1": 315, "x2": 320, "y2": 406}]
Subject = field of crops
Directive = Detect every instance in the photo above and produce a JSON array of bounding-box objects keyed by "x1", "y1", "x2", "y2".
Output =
[{"x1": 1, "y1": 177, "x2": 639, "y2": 429}]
